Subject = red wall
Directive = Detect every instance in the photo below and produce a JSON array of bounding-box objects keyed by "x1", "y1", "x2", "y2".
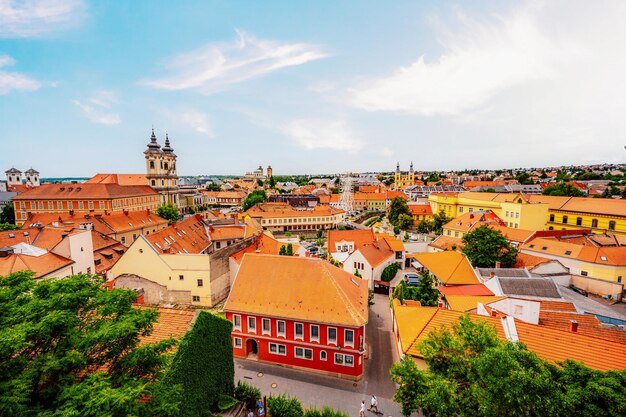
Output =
[{"x1": 225, "y1": 311, "x2": 365, "y2": 378}]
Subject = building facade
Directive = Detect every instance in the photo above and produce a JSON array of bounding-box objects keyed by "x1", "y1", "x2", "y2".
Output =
[
  {"x1": 245, "y1": 202, "x2": 345, "y2": 232},
  {"x1": 394, "y1": 162, "x2": 416, "y2": 189},
  {"x1": 144, "y1": 130, "x2": 179, "y2": 207}
]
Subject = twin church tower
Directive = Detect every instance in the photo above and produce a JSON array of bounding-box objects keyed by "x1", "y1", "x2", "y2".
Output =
[{"x1": 144, "y1": 129, "x2": 179, "y2": 206}]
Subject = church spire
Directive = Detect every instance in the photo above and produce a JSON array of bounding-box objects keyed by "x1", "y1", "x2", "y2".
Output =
[
  {"x1": 162, "y1": 132, "x2": 174, "y2": 154},
  {"x1": 146, "y1": 128, "x2": 161, "y2": 152},
  {"x1": 396, "y1": 162, "x2": 400, "y2": 173},
  {"x1": 410, "y1": 161, "x2": 414, "y2": 173}
]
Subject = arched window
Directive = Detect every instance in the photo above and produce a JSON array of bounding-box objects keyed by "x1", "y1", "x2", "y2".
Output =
[
  {"x1": 591, "y1": 219, "x2": 598, "y2": 228},
  {"x1": 608, "y1": 221, "x2": 616, "y2": 231},
  {"x1": 150, "y1": 161, "x2": 155, "y2": 169}
]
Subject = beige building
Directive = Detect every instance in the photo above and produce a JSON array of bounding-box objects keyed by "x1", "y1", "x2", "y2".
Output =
[{"x1": 245, "y1": 202, "x2": 345, "y2": 233}]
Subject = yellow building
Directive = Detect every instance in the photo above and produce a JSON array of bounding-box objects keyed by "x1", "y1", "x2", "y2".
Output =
[
  {"x1": 429, "y1": 192, "x2": 625, "y2": 235},
  {"x1": 245, "y1": 202, "x2": 345, "y2": 232},
  {"x1": 394, "y1": 162, "x2": 416, "y2": 189}
]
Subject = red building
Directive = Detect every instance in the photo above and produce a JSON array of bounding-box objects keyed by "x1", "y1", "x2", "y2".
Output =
[{"x1": 225, "y1": 254, "x2": 369, "y2": 379}]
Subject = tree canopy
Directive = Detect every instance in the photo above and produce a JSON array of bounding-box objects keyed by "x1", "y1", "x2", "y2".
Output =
[
  {"x1": 155, "y1": 202, "x2": 180, "y2": 224},
  {"x1": 461, "y1": 225, "x2": 517, "y2": 267},
  {"x1": 389, "y1": 197, "x2": 411, "y2": 226},
  {"x1": 392, "y1": 270, "x2": 439, "y2": 306},
  {"x1": 205, "y1": 183, "x2": 222, "y2": 191},
  {"x1": 396, "y1": 213, "x2": 413, "y2": 231},
  {"x1": 0, "y1": 272, "x2": 181, "y2": 417},
  {"x1": 543, "y1": 182, "x2": 584, "y2": 197},
  {"x1": 0, "y1": 202, "x2": 15, "y2": 224},
  {"x1": 243, "y1": 190, "x2": 267, "y2": 211},
  {"x1": 430, "y1": 210, "x2": 452, "y2": 235}
]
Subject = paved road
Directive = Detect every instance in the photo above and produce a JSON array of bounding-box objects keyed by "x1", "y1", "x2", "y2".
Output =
[{"x1": 234, "y1": 294, "x2": 416, "y2": 416}]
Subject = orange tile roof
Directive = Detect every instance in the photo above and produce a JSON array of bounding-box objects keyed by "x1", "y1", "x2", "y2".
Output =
[
  {"x1": 0, "y1": 228, "x2": 40, "y2": 247},
  {"x1": 428, "y1": 236, "x2": 463, "y2": 251},
  {"x1": 408, "y1": 204, "x2": 433, "y2": 215},
  {"x1": 86, "y1": 173, "x2": 148, "y2": 186},
  {"x1": 135, "y1": 306, "x2": 198, "y2": 345},
  {"x1": 386, "y1": 191, "x2": 408, "y2": 200},
  {"x1": 521, "y1": 236, "x2": 626, "y2": 266},
  {"x1": 226, "y1": 254, "x2": 368, "y2": 327},
  {"x1": 380, "y1": 235, "x2": 405, "y2": 252},
  {"x1": 146, "y1": 216, "x2": 209, "y2": 254},
  {"x1": 557, "y1": 197, "x2": 626, "y2": 217},
  {"x1": 438, "y1": 284, "x2": 494, "y2": 296},
  {"x1": 13, "y1": 183, "x2": 157, "y2": 200},
  {"x1": 97, "y1": 211, "x2": 168, "y2": 234},
  {"x1": 444, "y1": 295, "x2": 507, "y2": 311},
  {"x1": 0, "y1": 251, "x2": 73, "y2": 278},
  {"x1": 328, "y1": 229, "x2": 376, "y2": 253},
  {"x1": 487, "y1": 224, "x2": 535, "y2": 244},
  {"x1": 245, "y1": 202, "x2": 344, "y2": 218},
  {"x1": 513, "y1": 253, "x2": 555, "y2": 269},
  {"x1": 394, "y1": 304, "x2": 626, "y2": 371},
  {"x1": 353, "y1": 192, "x2": 386, "y2": 201},
  {"x1": 7, "y1": 184, "x2": 33, "y2": 193},
  {"x1": 357, "y1": 239, "x2": 395, "y2": 267},
  {"x1": 411, "y1": 251, "x2": 480, "y2": 285},
  {"x1": 230, "y1": 233, "x2": 300, "y2": 264},
  {"x1": 22, "y1": 213, "x2": 113, "y2": 235},
  {"x1": 463, "y1": 181, "x2": 506, "y2": 188},
  {"x1": 443, "y1": 210, "x2": 503, "y2": 233},
  {"x1": 94, "y1": 242, "x2": 126, "y2": 274}
]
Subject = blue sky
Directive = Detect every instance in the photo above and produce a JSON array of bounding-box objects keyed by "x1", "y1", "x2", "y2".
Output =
[{"x1": 1, "y1": 0, "x2": 625, "y2": 177}]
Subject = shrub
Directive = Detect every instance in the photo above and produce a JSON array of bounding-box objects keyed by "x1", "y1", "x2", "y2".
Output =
[
  {"x1": 218, "y1": 394, "x2": 238, "y2": 411},
  {"x1": 304, "y1": 407, "x2": 349, "y2": 417},
  {"x1": 165, "y1": 312, "x2": 234, "y2": 416},
  {"x1": 267, "y1": 393, "x2": 303, "y2": 417},
  {"x1": 233, "y1": 381, "x2": 261, "y2": 410},
  {"x1": 381, "y1": 263, "x2": 399, "y2": 282}
]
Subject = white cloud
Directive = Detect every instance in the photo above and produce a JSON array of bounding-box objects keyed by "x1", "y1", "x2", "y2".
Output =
[
  {"x1": 73, "y1": 90, "x2": 120, "y2": 125},
  {"x1": 282, "y1": 119, "x2": 364, "y2": 152},
  {"x1": 0, "y1": 54, "x2": 40, "y2": 94},
  {"x1": 180, "y1": 109, "x2": 214, "y2": 137},
  {"x1": 141, "y1": 29, "x2": 329, "y2": 93},
  {"x1": 0, "y1": 0, "x2": 85, "y2": 38}
]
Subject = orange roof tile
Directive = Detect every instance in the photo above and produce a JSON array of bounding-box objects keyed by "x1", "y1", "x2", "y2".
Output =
[
  {"x1": 428, "y1": 235, "x2": 463, "y2": 251},
  {"x1": 22, "y1": 213, "x2": 113, "y2": 235},
  {"x1": 245, "y1": 202, "x2": 344, "y2": 218},
  {"x1": 521, "y1": 236, "x2": 626, "y2": 266},
  {"x1": 513, "y1": 253, "x2": 556, "y2": 269},
  {"x1": 380, "y1": 235, "x2": 405, "y2": 252},
  {"x1": 438, "y1": 284, "x2": 494, "y2": 296},
  {"x1": 411, "y1": 251, "x2": 480, "y2": 285},
  {"x1": 230, "y1": 233, "x2": 300, "y2": 264},
  {"x1": 443, "y1": 210, "x2": 503, "y2": 233},
  {"x1": 146, "y1": 217, "x2": 209, "y2": 254},
  {"x1": 357, "y1": 239, "x2": 395, "y2": 267},
  {"x1": 408, "y1": 204, "x2": 433, "y2": 215},
  {"x1": 13, "y1": 183, "x2": 157, "y2": 200},
  {"x1": 86, "y1": 173, "x2": 148, "y2": 186},
  {"x1": 97, "y1": 211, "x2": 168, "y2": 234},
  {"x1": 0, "y1": 251, "x2": 73, "y2": 278},
  {"x1": 226, "y1": 254, "x2": 368, "y2": 327},
  {"x1": 328, "y1": 229, "x2": 376, "y2": 253},
  {"x1": 135, "y1": 306, "x2": 197, "y2": 345},
  {"x1": 444, "y1": 295, "x2": 507, "y2": 312},
  {"x1": 487, "y1": 224, "x2": 535, "y2": 244}
]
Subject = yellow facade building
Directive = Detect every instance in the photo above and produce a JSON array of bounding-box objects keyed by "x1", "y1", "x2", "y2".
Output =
[{"x1": 394, "y1": 162, "x2": 416, "y2": 189}]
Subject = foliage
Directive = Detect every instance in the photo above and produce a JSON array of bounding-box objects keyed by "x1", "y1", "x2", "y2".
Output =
[
  {"x1": 243, "y1": 190, "x2": 267, "y2": 211},
  {"x1": 0, "y1": 223, "x2": 19, "y2": 231},
  {"x1": 299, "y1": 234, "x2": 306, "y2": 242},
  {"x1": 368, "y1": 291, "x2": 375, "y2": 306},
  {"x1": 336, "y1": 224, "x2": 346, "y2": 230},
  {"x1": 218, "y1": 394, "x2": 239, "y2": 411},
  {"x1": 480, "y1": 187, "x2": 497, "y2": 193},
  {"x1": 316, "y1": 229, "x2": 323, "y2": 239},
  {"x1": 397, "y1": 213, "x2": 413, "y2": 230},
  {"x1": 515, "y1": 171, "x2": 534, "y2": 185},
  {"x1": 257, "y1": 179, "x2": 264, "y2": 187},
  {"x1": 393, "y1": 270, "x2": 439, "y2": 306},
  {"x1": 267, "y1": 393, "x2": 303, "y2": 417},
  {"x1": 392, "y1": 315, "x2": 626, "y2": 417},
  {"x1": 381, "y1": 262, "x2": 399, "y2": 282},
  {"x1": 0, "y1": 202, "x2": 15, "y2": 224},
  {"x1": 329, "y1": 257, "x2": 342, "y2": 267},
  {"x1": 330, "y1": 187, "x2": 340, "y2": 194},
  {"x1": 0, "y1": 272, "x2": 181, "y2": 417},
  {"x1": 416, "y1": 220, "x2": 431, "y2": 234},
  {"x1": 364, "y1": 216, "x2": 381, "y2": 227},
  {"x1": 431, "y1": 210, "x2": 452, "y2": 235},
  {"x1": 461, "y1": 225, "x2": 517, "y2": 267},
  {"x1": 404, "y1": 232, "x2": 410, "y2": 241},
  {"x1": 233, "y1": 381, "x2": 261, "y2": 410},
  {"x1": 303, "y1": 406, "x2": 349, "y2": 417},
  {"x1": 156, "y1": 202, "x2": 180, "y2": 224},
  {"x1": 206, "y1": 183, "x2": 222, "y2": 191},
  {"x1": 280, "y1": 243, "x2": 294, "y2": 256},
  {"x1": 285, "y1": 231, "x2": 292, "y2": 237},
  {"x1": 165, "y1": 311, "x2": 234, "y2": 415},
  {"x1": 388, "y1": 197, "x2": 411, "y2": 226},
  {"x1": 542, "y1": 182, "x2": 585, "y2": 197},
  {"x1": 393, "y1": 226, "x2": 400, "y2": 235},
  {"x1": 354, "y1": 269, "x2": 362, "y2": 278}
]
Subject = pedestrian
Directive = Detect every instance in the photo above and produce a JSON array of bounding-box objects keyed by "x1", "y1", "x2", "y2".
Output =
[
  {"x1": 247, "y1": 409, "x2": 254, "y2": 417},
  {"x1": 359, "y1": 400, "x2": 366, "y2": 417},
  {"x1": 368, "y1": 395, "x2": 378, "y2": 413},
  {"x1": 258, "y1": 406, "x2": 265, "y2": 417}
]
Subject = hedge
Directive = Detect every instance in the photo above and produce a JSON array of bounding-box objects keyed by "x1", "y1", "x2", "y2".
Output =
[
  {"x1": 381, "y1": 262, "x2": 399, "y2": 282},
  {"x1": 165, "y1": 311, "x2": 234, "y2": 416}
]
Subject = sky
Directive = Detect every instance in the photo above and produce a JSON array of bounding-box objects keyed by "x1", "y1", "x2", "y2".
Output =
[{"x1": 1, "y1": 0, "x2": 625, "y2": 177}]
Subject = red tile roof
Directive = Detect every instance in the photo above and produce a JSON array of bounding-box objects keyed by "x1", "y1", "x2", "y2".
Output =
[
  {"x1": 13, "y1": 183, "x2": 157, "y2": 200},
  {"x1": 438, "y1": 284, "x2": 494, "y2": 296},
  {"x1": 0, "y1": 250, "x2": 73, "y2": 278},
  {"x1": 328, "y1": 229, "x2": 376, "y2": 253},
  {"x1": 86, "y1": 173, "x2": 148, "y2": 186}
]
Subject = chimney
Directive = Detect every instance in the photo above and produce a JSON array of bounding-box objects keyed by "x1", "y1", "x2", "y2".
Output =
[
  {"x1": 489, "y1": 271, "x2": 495, "y2": 279},
  {"x1": 495, "y1": 261, "x2": 501, "y2": 269},
  {"x1": 233, "y1": 213, "x2": 239, "y2": 224},
  {"x1": 123, "y1": 209, "x2": 129, "y2": 216},
  {"x1": 147, "y1": 208, "x2": 151, "y2": 215},
  {"x1": 437, "y1": 301, "x2": 443, "y2": 309},
  {"x1": 491, "y1": 308, "x2": 497, "y2": 317},
  {"x1": 570, "y1": 320, "x2": 578, "y2": 333}
]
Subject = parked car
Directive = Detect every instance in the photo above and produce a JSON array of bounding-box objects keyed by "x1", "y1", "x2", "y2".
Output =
[{"x1": 405, "y1": 273, "x2": 420, "y2": 286}]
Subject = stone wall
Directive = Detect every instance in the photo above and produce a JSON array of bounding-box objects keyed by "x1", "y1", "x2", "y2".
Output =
[
  {"x1": 209, "y1": 236, "x2": 256, "y2": 305},
  {"x1": 115, "y1": 274, "x2": 191, "y2": 305}
]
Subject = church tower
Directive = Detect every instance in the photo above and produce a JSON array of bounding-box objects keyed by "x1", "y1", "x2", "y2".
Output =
[
  {"x1": 394, "y1": 162, "x2": 401, "y2": 185},
  {"x1": 266, "y1": 165, "x2": 273, "y2": 178},
  {"x1": 409, "y1": 161, "x2": 415, "y2": 183},
  {"x1": 145, "y1": 129, "x2": 179, "y2": 207},
  {"x1": 24, "y1": 168, "x2": 40, "y2": 187}
]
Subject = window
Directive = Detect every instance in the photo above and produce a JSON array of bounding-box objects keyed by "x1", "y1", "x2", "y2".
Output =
[
  {"x1": 294, "y1": 323, "x2": 304, "y2": 340},
  {"x1": 454, "y1": 231, "x2": 459, "y2": 238},
  {"x1": 277, "y1": 320, "x2": 286, "y2": 337},
  {"x1": 334, "y1": 353, "x2": 354, "y2": 367},
  {"x1": 459, "y1": 207, "x2": 463, "y2": 213},
  {"x1": 248, "y1": 316, "x2": 256, "y2": 333},
  {"x1": 618, "y1": 276, "x2": 622, "y2": 283},
  {"x1": 515, "y1": 212, "x2": 519, "y2": 219},
  {"x1": 581, "y1": 271, "x2": 588, "y2": 276},
  {"x1": 505, "y1": 211, "x2": 509, "y2": 217},
  {"x1": 121, "y1": 236, "x2": 126, "y2": 244},
  {"x1": 549, "y1": 214, "x2": 555, "y2": 222},
  {"x1": 562, "y1": 216, "x2": 568, "y2": 224},
  {"x1": 192, "y1": 295, "x2": 200, "y2": 302},
  {"x1": 269, "y1": 343, "x2": 286, "y2": 355},
  {"x1": 328, "y1": 327, "x2": 337, "y2": 344},
  {"x1": 233, "y1": 315, "x2": 241, "y2": 330},
  {"x1": 608, "y1": 221, "x2": 616, "y2": 231},
  {"x1": 565, "y1": 250, "x2": 572, "y2": 255},
  {"x1": 320, "y1": 350, "x2": 327, "y2": 361},
  {"x1": 197, "y1": 279, "x2": 203, "y2": 287},
  {"x1": 468, "y1": 208, "x2": 473, "y2": 213},
  {"x1": 345, "y1": 329, "x2": 355, "y2": 347},
  {"x1": 179, "y1": 274, "x2": 184, "y2": 280},
  {"x1": 262, "y1": 318, "x2": 271, "y2": 335},
  {"x1": 310, "y1": 325, "x2": 319, "y2": 342},
  {"x1": 294, "y1": 347, "x2": 313, "y2": 360},
  {"x1": 234, "y1": 337, "x2": 242, "y2": 348},
  {"x1": 591, "y1": 219, "x2": 598, "y2": 228},
  {"x1": 576, "y1": 217, "x2": 582, "y2": 226}
]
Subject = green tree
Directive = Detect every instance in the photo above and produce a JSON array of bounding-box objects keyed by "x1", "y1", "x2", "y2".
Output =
[
  {"x1": 156, "y1": 202, "x2": 180, "y2": 224},
  {"x1": 205, "y1": 183, "x2": 222, "y2": 191},
  {"x1": 286, "y1": 243, "x2": 294, "y2": 256},
  {"x1": 416, "y1": 220, "x2": 431, "y2": 234},
  {"x1": 279, "y1": 245, "x2": 287, "y2": 256},
  {"x1": 0, "y1": 202, "x2": 15, "y2": 224},
  {"x1": 257, "y1": 179, "x2": 264, "y2": 187},
  {"x1": 268, "y1": 175, "x2": 276, "y2": 189},
  {"x1": 0, "y1": 223, "x2": 19, "y2": 231},
  {"x1": 0, "y1": 272, "x2": 181, "y2": 417},
  {"x1": 397, "y1": 213, "x2": 413, "y2": 230},
  {"x1": 354, "y1": 269, "x2": 362, "y2": 278},
  {"x1": 542, "y1": 182, "x2": 585, "y2": 197},
  {"x1": 461, "y1": 225, "x2": 517, "y2": 267},
  {"x1": 515, "y1": 171, "x2": 534, "y2": 185},
  {"x1": 414, "y1": 270, "x2": 439, "y2": 306},
  {"x1": 242, "y1": 190, "x2": 267, "y2": 211},
  {"x1": 431, "y1": 210, "x2": 452, "y2": 235},
  {"x1": 381, "y1": 263, "x2": 399, "y2": 282},
  {"x1": 388, "y1": 197, "x2": 411, "y2": 226}
]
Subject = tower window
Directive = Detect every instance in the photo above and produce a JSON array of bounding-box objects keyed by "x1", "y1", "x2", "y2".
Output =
[
  {"x1": 150, "y1": 161, "x2": 154, "y2": 169},
  {"x1": 164, "y1": 163, "x2": 168, "y2": 170}
]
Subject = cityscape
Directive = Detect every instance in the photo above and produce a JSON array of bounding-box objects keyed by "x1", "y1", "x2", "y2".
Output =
[{"x1": 1, "y1": 1, "x2": 626, "y2": 417}]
